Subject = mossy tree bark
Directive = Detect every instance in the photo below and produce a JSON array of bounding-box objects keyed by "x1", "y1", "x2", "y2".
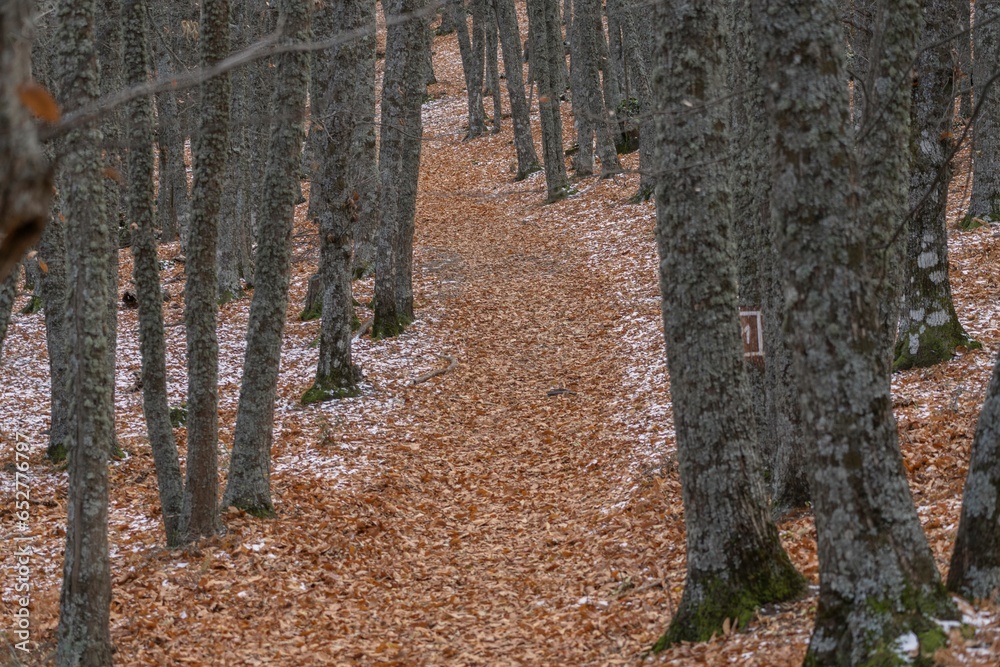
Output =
[
  {"x1": 726, "y1": 0, "x2": 809, "y2": 513},
  {"x1": 373, "y1": 0, "x2": 431, "y2": 339},
  {"x1": 649, "y1": 2, "x2": 805, "y2": 650},
  {"x1": 948, "y1": 347, "x2": 1000, "y2": 602},
  {"x1": 223, "y1": 0, "x2": 310, "y2": 514},
  {"x1": 754, "y1": 0, "x2": 958, "y2": 662},
  {"x1": 969, "y1": 1, "x2": 1000, "y2": 223},
  {"x1": 51, "y1": 0, "x2": 114, "y2": 661},
  {"x1": 494, "y1": 0, "x2": 541, "y2": 179},
  {"x1": 306, "y1": 0, "x2": 370, "y2": 403},
  {"x1": 180, "y1": 0, "x2": 229, "y2": 542},
  {"x1": 527, "y1": 0, "x2": 570, "y2": 202},
  {"x1": 125, "y1": 0, "x2": 185, "y2": 547},
  {"x1": 893, "y1": 0, "x2": 976, "y2": 371}
]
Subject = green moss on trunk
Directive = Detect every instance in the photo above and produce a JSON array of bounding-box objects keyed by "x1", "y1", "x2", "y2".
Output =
[
  {"x1": 893, "y1": 317, "x2": 980, "y2": 371},
  {"x1": 372, "y1": 313, "x2": 412, "y2": 339}
]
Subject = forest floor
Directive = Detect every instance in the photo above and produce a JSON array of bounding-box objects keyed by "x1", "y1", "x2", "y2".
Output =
[{"x1": 5, "y1": 11, "x2": 1000, "y2": 667}]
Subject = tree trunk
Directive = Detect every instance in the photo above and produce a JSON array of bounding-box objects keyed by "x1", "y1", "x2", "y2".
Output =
[
  {"x1": 494, "y1": 0, "x2": 541, "y2": 179},
  {"x1": 969, "y1": 0, "x2": 1000, "y2": 222},
  {"x1": 893, "y1": 0, "x2": 977, "y2": 371},
  {"x1": 948, "y1": 347, "x2": 1000, "y2": 602},
  {"x1": 754, "y1": 0, "x2": 958, "y2": 662},
  {"x1": 305, "y1": 0, "x2": 371, "y2": 403},
  {"x1": 454, "y1": 0, "x2": 486, "y2": 138},
  {"x1": 349, "y1": 2, "x2": 379, "y2": 278},
  {"x1": 38, "y1": 208, "x2": 72, "y2": 463},
  {"x1": 726, "y1": 0, "x2": 809, "y2": 512},
  {"x1": 479, "y1": 0, "x2": 503, "y2": 133},
  {"x1": 125, "y1": 0, "x2": 185, "y2": 547},
  {"x1": 650, "y1": 2, "x2": 805, "y2": 649},
  {"x1": 956, "y1": 0, "x2": 972, "y2": 119},
  {"x1": 373, "y1": 0, "x2": 430, "y2": 338},
  {"x1": 527, "y1": 0, "x2": 570, "y2": 202},
  {"x1": 0, "y1": 263, "x2": 17, "y2": 359},
  {"x1": 180, "y1": 0, "x2": 229, "y2": 542},
  {"x1": 570, "y1": 0, "x2": 619, "y2": 177},
  {"x1": 223, "y1": 0, "x2": 310, "y2": 514},
  {"x1": 52, "y1": 0, "x2": 114, "y2": 660},
  {"x1": 154, "y1": 55, "x2": 190, "y2": 245}
]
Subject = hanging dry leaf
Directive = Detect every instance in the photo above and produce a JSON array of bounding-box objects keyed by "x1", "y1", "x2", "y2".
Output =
[{"x1": 17, "y1": 83, "x2": 61, "y2": 122}]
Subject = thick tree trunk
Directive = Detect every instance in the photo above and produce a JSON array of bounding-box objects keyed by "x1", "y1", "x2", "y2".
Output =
[
  {"x1": 754, "y1": 0, "x2": 958, "y2": 662},
  {"x1": 223, "y1": 0, "x2": 309, "y2": 514},
  {"x1": 305, "y1": 0, "x2": 369, "y2": 403},
  {"x1": 948, "y1": 347, "x2": 1000, "y2": 602},
  {"x1": 125, "y1": 0, "x2": 184, "y2": 547},
  {"x1": 180, "y1": 0, "x2": 229, "y2": 542},
  {"x1": 727, "y1": 0, "x2": 808, "y2": 512},
  {"x1": 650, "y1": 2, "x2": 804, "y2": 649},
  {"x1": 52, "y1": 0, "x2": 114, "y2": 661},
  {"x1": 494, "y1": 0, "x2": 540, "y2": 179},
  {"x1": 894, "y1": 0, "x2": 976, "y2": 371},
  {"x1": 969, "y1": 1, "x2": 1000, "y2": 222},
  {"x1": 373, "y1": 0, "x2": 430, "y2": 338},
  {"x1": 527, "y1": 0, "x2": 569, "y2": 202}
]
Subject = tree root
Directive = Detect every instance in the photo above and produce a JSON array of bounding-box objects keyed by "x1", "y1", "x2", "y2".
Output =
[{"x1": 411, "y1": 354, "x2": 456, "y2": 385}]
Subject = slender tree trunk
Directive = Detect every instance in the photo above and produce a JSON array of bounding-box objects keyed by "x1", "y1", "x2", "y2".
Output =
[
  {"x1": 650, "y1": 2, "x2": 805, "y2": 649},
  {"x1": 223, "y1": 0, "x2": 310, "y2": 513},
  {"x1": 0, "y1": 263, "x2": 17, "y2": 359},
  {"x1": 154, "y1": 55, "x2": 189, "y2": 246},
  {"x1": 480, "y1": 0, "x2": 503, "y2": 133},
  {"x1": 52, "y1": 0, "x2": 114, "y2": 660},
  {"x1": 571, "y1": 0, "x2": 619, "y2": 177},
  {"x1": 125, "y1": 0, "x2": 184, "y2": 547},
  {"x1": 969, "y1": 1, "x2": 1000, "y2": 221},
  {"x1": 454, "y1": 0, "x2": 486, "y2": 138},
  {"x1": 349, "y1": 4, "x2": 379, "y2": 278},
  {"x1": 180, "y1": 0, "x2": 230, "y2": 542},
  {"x1": 894, "y1": 0, "x2": 977, "y2": 371},
  {"x1": 957, "y1": 0, "x2": 972, "y2": 119},
  {"x1": 494, "y1": 0, "x2": 540, "y2": 179},
  {"x1": 527, "y1": 0, "x2": 569, "y2": 202},
  {"x1": 305, "y1": 0, "x2": 370, "y2": 403},
  {"x1": 38, "y1": 209, "x2": 72, "y2": 462},
  {"x1": 754, "y1": 0, "x2": 958, "y2": 662},
  {"x1": 373, "y1": 0, "x2": 430, "y2": 338}
]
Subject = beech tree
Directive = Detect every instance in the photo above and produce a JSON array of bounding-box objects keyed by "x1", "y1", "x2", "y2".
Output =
[
  {"x1": 969, "y1": 0, "x2": 1000, "y2": 223},
  {"x1": 52, "y1": 0, "x2": 115, "y2": 660},
  {"x1": 526, "y1": 0, "x2": 569, "y2": 202},
  {"x1": 223, "y1": 0, "x2": 310, "y2": 514},
  {"x1": 181, "y1": 0, "x2": 230, "y2": 541},
  {"x1": 373, "y1": 0, "x2": 431, "y2": 338},
  {"x1": 650, "y1": 1, "x2": 804, "y2": 648},
  {"x1": 125, "y1": 0, "x2": 184, "y2": 546},
  {"x1": 893, "y1": 0, "x2": 976, "y2": 371},
  {"x1": 755, "y1": 0, "x2": 958, "y2": 661},
  {"x1": 494, "y1": 0, "x2": 540, "y2": 179},
  {"x1": 302, "y1": 0, "x2": 371, "y2": 404},
  {"x1": 453, "y1": 0, "x2": 486, "y2": 138},
  {"x1": 568, "y1": 0, "x2": 619, "y2": 177}
]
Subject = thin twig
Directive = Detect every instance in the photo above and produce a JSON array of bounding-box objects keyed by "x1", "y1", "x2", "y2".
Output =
[{"x1": 411, "y1": 354, "x2": 457, "y2": 385}]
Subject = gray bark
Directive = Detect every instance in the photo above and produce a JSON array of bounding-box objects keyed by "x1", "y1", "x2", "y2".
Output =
[
  {"x1": 38, "y1": 207, "x2": 72, "y2": 462},
  {"x1": 479, "y1": 0, "x2": 503, "y2": 133},
  {"x1": 569, "y1": 0, "x2": 619, "y2": 177},
  {"x1": 154, "y1": 55, "x2": 189, "y2": 245},
  {"x1": 948, "y1": 347, "x2": 1000, "y2": 602},
  {"x1": 306, "y1": 0, "x2": 370, "y2": 402},
  {"x1": 494, "y1": 0, "x2": 540, "y2": 179},
  {"x1": 52, "y1": 0, "x2": 114, "y2": 661},
  {"x1": 894, "y1": 0, "x2": 976, "y2": 371},
  {"x1": 727, "y1": 0, "x2": 808, "y2": 512},
  {"x1": 373, "y1": 0, "x2": 430, "y2": 338},
  {"x1": 180, "y1": 0, "x2": 229, "y2": 542},
  {"x1": 454, "y1": 0, "x2": 486, "y2": 138},
  {"x1": 0, "y1": 262, "x2": 17, "y2": 359},
  {"x1": 223, "y1": 0, "x2": 310, "y2": 514},
  {"x1": 970, "y1": 1, "x2": 1000, "y2": 221},
  {"x1": 650, "y1": 2, "x2": 804, "y2": 649},
  {"x1": 957, "y1": 0, "x2": 972, "y2": 119},
  {"x1": 527, "y1": 0, "x2": 569, "y2": 202},
  {"x1": 125, "y1": 0, "x2": 184, "y2": 547},
  {"x1": 349, "y1": 4, "x2": 379, "y2": 278},
  {"x1": 754, "y1": 0, "x2": 958, "y2": 662}
]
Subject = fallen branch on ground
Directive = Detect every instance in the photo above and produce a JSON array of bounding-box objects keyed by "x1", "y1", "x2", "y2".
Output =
[{"x1": 411, "y1": 354, "x2": 457, "y2": 385}]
